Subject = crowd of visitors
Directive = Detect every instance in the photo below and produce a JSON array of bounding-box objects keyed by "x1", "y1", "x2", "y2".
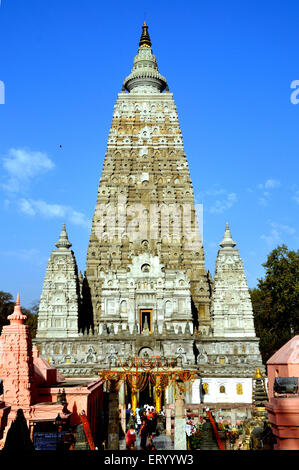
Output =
[{"x1": 125, "y1": 404, "x2": 163, "y2": 450}]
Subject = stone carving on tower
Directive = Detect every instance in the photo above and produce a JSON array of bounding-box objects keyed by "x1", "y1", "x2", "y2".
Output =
[
  {"x1": 36, "y1": 224, "x2": 81, "y2": 338},
  {"x1": 211, "y1": 223, "x2": 257, "y2": 338},
  {"x1": 85, "y1": 22, "x2": 210, "y2": 333},
  {"x1": 98, "y1": 253, "x2": 193, "y2": 335}
]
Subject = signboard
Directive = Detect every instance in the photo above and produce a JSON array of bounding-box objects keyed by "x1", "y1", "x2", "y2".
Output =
[{"x1": 34, "y1": 431, "x2": 66, "y2": 450}]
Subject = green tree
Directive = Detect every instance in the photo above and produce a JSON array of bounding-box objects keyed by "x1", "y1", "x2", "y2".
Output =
[
  {"x1": 22, "y1": 303, "x2": 38, "y2": 339},
  {"x1": 250, "y1": 244, "x2": 299, "y2": 363},
  {"x1": 0, "y1": 291, "x2": 38, "y2": 338},
  {"x1": 0, "y1": 291, "x2": 14, "y2": 333}
]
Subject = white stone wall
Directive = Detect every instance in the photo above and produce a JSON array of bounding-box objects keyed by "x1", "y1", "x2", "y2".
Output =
[{"x1": 191, "y1": 378, "x2": 253, "y2": 404}]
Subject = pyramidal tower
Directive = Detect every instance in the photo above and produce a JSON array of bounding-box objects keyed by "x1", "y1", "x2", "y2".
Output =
[
  {"x1": 211, "y1": 223, "x2": 256, "y2": 337},
  {"x1": 85, "y1": 22, "x2": 211, "y2": 334},
  {"x1": 36, "y1": 224, "x2": 81, "y2": 338}
]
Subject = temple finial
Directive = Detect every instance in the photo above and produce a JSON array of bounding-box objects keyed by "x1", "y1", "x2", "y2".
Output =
[
  {"x1": 123, "y1": 23, "x2": 167, "y2": 92},
  {"x1": 139, "y1": 22, "x2": 152, "y2": 48},
  {"x1": 55, "y1": 223, "x2": 72, "y2": 249},
  {"x1": 7, "y1": 293, "x2": 27, "y2": 324},
  {"x1": 254, "y1": 368, "x2": 263, "y2": 379},
  {"x1": 219, "y1": 222, "x2": 236, "y2": 249}
]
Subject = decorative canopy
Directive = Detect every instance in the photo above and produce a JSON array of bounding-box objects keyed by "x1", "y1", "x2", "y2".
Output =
[{"x1": 98, "y1": 356, "x2": 199, "y2": 393}]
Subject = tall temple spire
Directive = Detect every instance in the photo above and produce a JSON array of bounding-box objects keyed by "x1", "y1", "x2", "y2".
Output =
[
  {"x1": 85, "y1": 22, "x2": 210, "y2": 335},
  {"x1": 55, "y1": 223, "x2": 72, "y2": 250}
]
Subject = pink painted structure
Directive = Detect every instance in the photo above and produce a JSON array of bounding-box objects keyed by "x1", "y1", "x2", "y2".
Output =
[
  {"x1": 0, "y1": 294, "x2": 103, "y2": 449},
  {"x1": 265, "y1": 335, "x2": 299, "y2": 450}
]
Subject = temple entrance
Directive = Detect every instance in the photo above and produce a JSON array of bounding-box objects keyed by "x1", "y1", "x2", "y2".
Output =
[
  {"x1": 121, "y1": 379, "x2": 155, "y2": 408},
  {"x1": 138, "y1": 381, "x2": 154, "y2": 407},
  {"x1": 99, "y1": 358, "x2": 199, "y2": 449},
  {"x1": 140, "y1": 309, "x2": 152, "y2": 334}
]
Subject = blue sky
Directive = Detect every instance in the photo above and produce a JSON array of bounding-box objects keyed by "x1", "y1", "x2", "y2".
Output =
[{"x1": 0, "y1": 0, "x2": 298, "y2": 308}]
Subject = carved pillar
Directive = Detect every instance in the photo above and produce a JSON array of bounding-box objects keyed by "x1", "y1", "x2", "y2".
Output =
[
  {"x1": 119, "y1": 404, "x2": 126, "y2": 436},
  {"x1": 174, "y1": 380, "x2": 187, "y2": 450},
  {"x1": 131, "y1": 391, "x2": 137, "y2": 415},
  {"x1": 156, "y1": 376, "x2": 162, "y2": 413},
  {"x1": 185, "y1": 386, "x2": 192, "y2": 404},
  {"x1": 166, "y1": 407, "x2": 172, "y2": 436},
  {"x1": 107, "y1": 380, "x2": 119, "y2": 450},
  {"x1": 118, "y1": 382, "x2": 126, "y2": 435},
  {"x1": 119, "y1": 381, "x2": 125, "y2": 404},
  {"x1": 131, "y1": 375, "x2": 137, "y2": 415}
]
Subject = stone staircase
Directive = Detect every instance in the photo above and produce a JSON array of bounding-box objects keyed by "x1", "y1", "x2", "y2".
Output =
[{"x1": 200, "y1": 422, "x2": 220, "y2": 450}]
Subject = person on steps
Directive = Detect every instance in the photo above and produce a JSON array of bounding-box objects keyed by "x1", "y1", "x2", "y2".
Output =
[
  {"x1": 126, "y1": 426, "x2": 136, "y2": 450},
  {"x1": 139, "y1": 417, "x2": 148, "y2": 450}
]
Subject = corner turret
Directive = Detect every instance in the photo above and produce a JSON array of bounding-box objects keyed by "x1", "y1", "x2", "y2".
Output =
[
  {"x1": 211, "y1": 223, "x2": 257, "y2": 338},
  {"x1": 36, "y1": 224, "x2": 80, "y2": 338}
]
